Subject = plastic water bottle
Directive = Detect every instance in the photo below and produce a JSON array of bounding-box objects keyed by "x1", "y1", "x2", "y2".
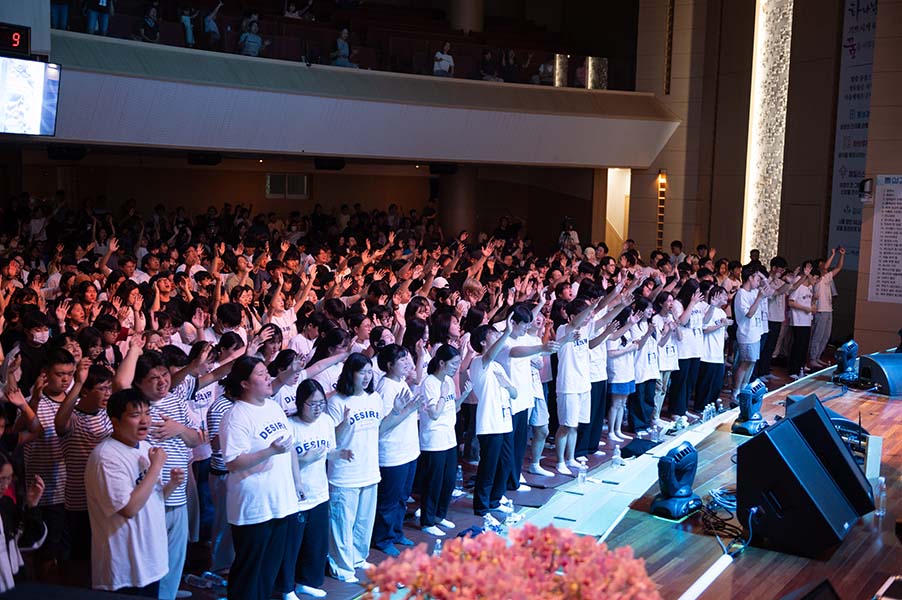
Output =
[
  {"x1": 184, "y1": 574, "x2": 213, "y2": 589},
  {"x1": 875, "y1": 476, "x2": 887, "y2": 517},
  {"x1": 577, "y1": 462, "x2": 588, "y2": 486},
  {"x1": 455, "y1": 465, "x2": 464, "y2": 491},
  {"x1": 612, "y1": 445, "x2": 625, "y2": 467},
  {"x1": 433, "y1": 539, "x2": 443, "y2": 557}
]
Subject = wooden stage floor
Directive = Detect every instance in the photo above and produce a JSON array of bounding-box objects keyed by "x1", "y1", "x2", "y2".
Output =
[{"x1": 605, "y1": 370, "x2": 902, "y2": 600}]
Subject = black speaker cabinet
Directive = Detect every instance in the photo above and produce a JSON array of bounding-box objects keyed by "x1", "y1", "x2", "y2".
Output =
[
  {"x1": 786, "y1": 394, "x2": 875, "y2": 516},
  {"x1": 858, "y1": 353, "x2": 902, "y2": 396},
  {"x1": 737, "y1": 419, "x2": 858, "y2": 558}
]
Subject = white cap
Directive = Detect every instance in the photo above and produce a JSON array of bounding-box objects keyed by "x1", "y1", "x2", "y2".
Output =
[{"x1": 432, "y1": 276, "x2": 449, "y2": 289}]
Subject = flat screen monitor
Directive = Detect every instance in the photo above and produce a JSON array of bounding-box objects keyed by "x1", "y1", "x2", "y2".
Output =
[{"x1": 0, "y1": 55, "x2": 60, "y2": 136}]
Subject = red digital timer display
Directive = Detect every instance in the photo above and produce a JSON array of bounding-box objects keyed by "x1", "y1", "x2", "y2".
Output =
[{"x1": 0, "y1": 22, "x2": 31, "y2": 57}]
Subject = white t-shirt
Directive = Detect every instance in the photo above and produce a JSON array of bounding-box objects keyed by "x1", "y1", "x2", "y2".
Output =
[
  {"x1": 734, "y1": 288, "x2": 763, "y2": 344},
  {"x1": 288, "y1": 415, "x2": 334, "y2": 511},
  {"x1": 85, "y1": 438, "x2": 168, "y2": 592},
  {"x1": 288, "y1": 334, "x2": 316, "y2": 366},
  {"x1": 814, "y1": 271, "x2": 835, "y2": 312},
  {"x1": 469, "y1": 356, "x2": 513, "y2": 436},
  {"x1": 768, "y1": 275, "x2": 788, "y2": 322},
  {"x1": 418, "y1": 374, "x2": 458, "y2": 452},
  {"x1": 376, "y1": 377, "x2": 420, "y2": 467},
  {"x1": 606, "y1": 333, "x2": 637, "y2": 385},
  {"x1": 789, "y1": 285, "x2": 814, "y2": 327},
  {"x1": 268, "y1": 311, "x2": 298, "y2": 348},
  {"x1": 312, "y1": 362, "x2": 342, "y2": 394},
  {"x1": 220, "y1": 399, "x2": 298, "y2": 526},
  {"x1": 632, "y1": 321, "x2": 660, "y2": 383},
  {"x1": 555, "y1": 323, "x2": 591, "y2": 394},
  {"x1": 702, "y1": 307, "x2": 727, "y2": 364},
  {"x1": 434, "y1": 51, "x2": 454, "y2": 73},
  {"x1": 522, "y1": 333, "x2": 547, "y2": 398},
  {"x1": 589, "y1": 313, "x2": 608, "y2": 383},
  {"x1": 653, "y1": 314, "x2": 679, "y2": 372},
  {"x1": 496, "y1": 336, "x2": 537, "y2": 414},
  {"x1": 326, "y1": 391, "x2": 382, "y2": 487},
  {"x1": 674, "y1": 301, "x2": 705, "y2": 359}
]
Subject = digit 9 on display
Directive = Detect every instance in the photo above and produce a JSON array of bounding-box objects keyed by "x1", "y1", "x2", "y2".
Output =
[{"x1": 0, "y1": 23, "x2": 30, "y2": 57}]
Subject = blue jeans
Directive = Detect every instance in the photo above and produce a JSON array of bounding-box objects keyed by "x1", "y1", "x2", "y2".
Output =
[
  {"x1": 86, "y1": 10, "x2": 110, "y2": 36},
  {"x1": 51, "y1": 4, "x2": 69, "y2": 30}
]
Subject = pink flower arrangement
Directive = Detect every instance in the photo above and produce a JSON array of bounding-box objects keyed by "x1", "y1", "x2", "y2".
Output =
[{"x1": 364, "y1": 524, "x2": 661, "y2": 600}]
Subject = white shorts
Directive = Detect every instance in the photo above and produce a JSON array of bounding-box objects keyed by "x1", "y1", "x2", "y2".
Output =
[
  {"x1": 529, "y1": 397, "x2": 549, "y2": 428},
  {"x1": 557, "y1": 391, "x2": 591, "y2": 428}
]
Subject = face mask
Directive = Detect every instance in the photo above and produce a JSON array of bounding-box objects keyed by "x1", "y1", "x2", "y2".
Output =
[{"x1": 32, "y1": 331, "x2": 50, "y2": 345}]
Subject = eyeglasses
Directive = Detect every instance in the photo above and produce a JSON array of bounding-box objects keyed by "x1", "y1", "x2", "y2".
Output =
[{"x1": 304, "y1": 401, "x2": 327, "y2": 409}]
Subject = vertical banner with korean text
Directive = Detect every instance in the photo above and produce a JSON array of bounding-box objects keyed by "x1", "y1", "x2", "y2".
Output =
[{"x1": 826, "y1": 0, "x2": 877, "y2": 269}]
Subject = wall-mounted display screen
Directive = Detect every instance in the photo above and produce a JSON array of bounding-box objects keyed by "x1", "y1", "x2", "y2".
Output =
[{"x1": 0, "y1": 55, "x2": 60, "y2": 136}]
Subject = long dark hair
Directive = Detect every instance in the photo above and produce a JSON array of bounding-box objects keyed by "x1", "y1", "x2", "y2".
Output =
[
  {"x1": 222, "y1": 356, "x2": 264, "y2": 399},
  {"x1": 675, "y1": 279, "x2": 700, "y2": 311},
  {"x1": 306, "y1": 327, "x2": 351, "y2": 369},
  {"x1": 294, "y1": 378, "x2": 326, "y2": 415},
  {"x1": 427, "y1": 344, "x2": 460, "y2": 375},
  {"x1": 335, "y1": 352, "x2": 373, "y2": 396}
]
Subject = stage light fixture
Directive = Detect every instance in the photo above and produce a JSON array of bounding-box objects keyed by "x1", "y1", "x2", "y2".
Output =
[
  {"x1": 833, "y1": 339, "x2": 859, "y2": 384},
  {"x1": 650, "y1": 441, "x2": 703, "y2": 520},
  {"x1": 732, "y1": 379, "x2": 768, "y2": 436}
]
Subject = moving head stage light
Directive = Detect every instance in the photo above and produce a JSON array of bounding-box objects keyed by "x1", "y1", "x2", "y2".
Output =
[{"x1": 650, "y1": 441, "x2": 703, "y2": 520}]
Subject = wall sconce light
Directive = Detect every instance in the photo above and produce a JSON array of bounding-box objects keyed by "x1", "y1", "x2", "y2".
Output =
[{"x1": 656, "y1": 169, "x2": 667, "y2": 250}]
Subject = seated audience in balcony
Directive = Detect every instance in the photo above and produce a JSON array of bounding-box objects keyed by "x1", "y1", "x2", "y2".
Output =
[
  {"x1": 204, "y1": 1, "x2": 224, "y2": 50},
  {"x1": 134, "y1": 7, "x2": 161, "y2": 44},
  {"x1": 239, "y1": 21, "x2": 271, "y2": 57},
  {"x1": 501, "y1": 49, "x2": 532, "y2": 84},
  {"x1": 285, "y1": 0, "x2": 315, "y2": 20},
  {"x1": 180, "y1": 5, "x2": 200, "y2": 48},
  {"x1": 241, "y1": 11, "x2": 259, "y2": 33},
  {"x1": 532, "y1": 58, "x2": 555, "y2": 85},
  {"x1": 331, "y1": 28, "x2": 359, "y2": 68},
  {"x1": 85, "y1": 0, "x2": 114, "y2": 36},
  {"x1": 433, "y1": 42, "x2": 454, "y2": 78},
  {"x1": 480, "y1": 50, "x2": 503, "y2": 82},
  {"x1": 51, "y1": 0, "x2": 69, "y2": 31}
]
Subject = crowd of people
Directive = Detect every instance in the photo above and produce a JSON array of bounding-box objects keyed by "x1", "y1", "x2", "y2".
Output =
[
  {"x1": 0, "y1": 194, "x2": 843, "y2": 598},
  {"x1": 50, "y1": 1, "x2": 568, "y2": 83}
]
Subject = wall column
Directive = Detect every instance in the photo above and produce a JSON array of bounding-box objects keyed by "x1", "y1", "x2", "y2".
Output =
[
  {"x1": 450, "y1": 0, "x2": 484, "y2": 33},
  {"x1": 438, "y1": 166, "x2": 478, "y2": 238},
  {"x1": 590, "y1": 168, "x2": 608, "y2": 246}
]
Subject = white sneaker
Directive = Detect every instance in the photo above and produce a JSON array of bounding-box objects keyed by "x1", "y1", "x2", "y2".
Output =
[
  {"x1": 566, "y1": 460, "x2": 584, "y2": 469},
  {"x1": 438, "y1": 518, "x2": 456, "y2": 528},
  {"x1": 497, "y1": 502, "x2": 515, "y2": 513},
  {"x1": 516, "y1": 483, "x2": 532, "y2": 492},
  {"x1": 528, "y1": 463, "x2": 554, "y2": 477},
  {"x1": 593, "y1": 450, "x2": 606, "y2": 456},
  {"x1": 359, "y1": 561, "x2": 374, "y2": 570},
  {"x1": 414, "y1": 508, "x2": 421, "y2": 518},
  {"x1": 296, "y1": 585, "x2": 327, "y2": 598},
  {"x1": 283, "y1": 592, "x2": 301, "y2": 600},
  {"x1": 556, "y1": 462, "x2": 572, "y2": 475},
  {"x1": 519, "y1": 474, "x2": 528, "y2": 484},
  {"x1": 336, "y1": 575, "x2": 359, "y2": 584},
  {"x1": 423, "y1": 525, "x2": 446, "y2": 536},
  {"x1": 500, "y1": 495, "x2": 511, "y2": 504}
]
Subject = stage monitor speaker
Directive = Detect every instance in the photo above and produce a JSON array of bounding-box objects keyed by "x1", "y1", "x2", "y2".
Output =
[
  {"x1": 47, "y1": 145, "x2": 87, "y2": 161},
  {"x1": 858, "y1": 354, "x2": 902, "y2": 396},
  {"x1": 187, "y1": 152, "x2": 222, "y2": 166},
  {"x1": 314, "y1": 158, "x2": 345, "y2": 171},
  {"x1": 785, "y1": 394, "x2": 874, "y2": 516},
  {"x1": 737, "y1": 418, "x2": 858, "y2": 558}
]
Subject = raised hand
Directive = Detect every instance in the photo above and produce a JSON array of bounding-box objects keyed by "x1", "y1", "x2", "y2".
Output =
[{"x1": 25, "y1": 475, "x2": 45, "y2": 508}]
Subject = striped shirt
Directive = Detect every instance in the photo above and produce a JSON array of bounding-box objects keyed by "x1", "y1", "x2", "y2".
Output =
[
  {"x1": 206, "y1": 395, "x2": 234, "y2": 472},
  {"x1": 61, "y1": 408, "x2": 113, "y2": 511},
  {"x1": 24, "y1": 396, "x2": 66, "y2": 506},
  {"x1": 148, "y1": 376, "x2": 199, "y2": 507}
]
